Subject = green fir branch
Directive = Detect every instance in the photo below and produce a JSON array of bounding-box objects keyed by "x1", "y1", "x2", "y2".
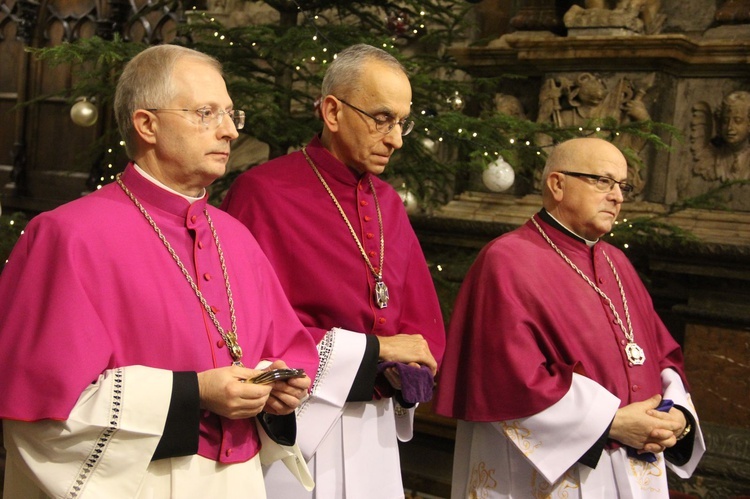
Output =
[{"x1": 668, "y1": 179, "x2": 750, "y2": 212}]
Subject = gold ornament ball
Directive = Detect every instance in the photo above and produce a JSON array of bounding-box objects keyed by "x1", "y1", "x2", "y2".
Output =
[
  {"x1": 446, "y1": 92, "x2": 465, "y2": 111},
  {"x1": 70, "y1": 99, "x2": 98, "y2": 127}
]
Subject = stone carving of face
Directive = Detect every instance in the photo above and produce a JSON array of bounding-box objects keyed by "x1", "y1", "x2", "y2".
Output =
[
  {"x1": 576, "y1": 74, "x2": 607, "y2": 106},
  {"x1": 720, "y1": 94, "x2": 750, "y2": 148},
  {"x1": 494, "y1": 94, "x2": 525, "y2": 119}
]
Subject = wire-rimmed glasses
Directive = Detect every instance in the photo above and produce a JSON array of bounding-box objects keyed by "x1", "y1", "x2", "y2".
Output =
[
  {"x1": 337, "y1": 98, "x2": 414, "y2": 136},
  {"x1": 559, "y1": 171, "x2": 634, "y2": 194},
  {"x1": 146, "y1": 106, "x2": 245, "y2": 130}
]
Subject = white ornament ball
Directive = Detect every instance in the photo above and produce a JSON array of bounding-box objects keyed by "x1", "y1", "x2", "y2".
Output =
[
  {"x1": 421, "y1": 137, "x2": 437, "y2": 153},
  {"x1": 482, "y1": 157, "x2": 515, "y2": 192},
  {"x1": 70, "y1": 99, "x2": 98, "y2": 127},
  {"x1": 397, "y1": 188, "x2": 419, "y2": 215}
]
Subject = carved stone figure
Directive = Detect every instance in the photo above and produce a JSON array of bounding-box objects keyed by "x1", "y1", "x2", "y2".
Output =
[
  {"x1": 691, "y1": 91, "x2": 750, "y2": 182},
  {"x1": 537, "y1": 72, "x2": 655, "y2": 194},
  {"x1": 564, "y1": 0, "x2": 665, "y2": 35},
  {"x1": 538, "y1": 72, "x2": 652, "y2": 126},
  {"x1": 493, "y1": 93, "x2": 526, "y2": 119}
]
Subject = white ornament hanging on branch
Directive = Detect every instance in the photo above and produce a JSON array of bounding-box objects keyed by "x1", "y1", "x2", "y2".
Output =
[
  {"x1": 482, "y1": 156, "x2": 515, "y2": 192},
  {"x1": 397, "y1": 186, "x2": 419, "y2": 215},
  {"x1": 70, "y1": 98, "x2": 98, "y2": 127},
  {"x1": 421, "y1": 137, "x2": 437, "y2": 154}
]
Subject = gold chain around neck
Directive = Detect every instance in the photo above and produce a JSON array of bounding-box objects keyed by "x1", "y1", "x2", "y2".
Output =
[
  {"x1": 531, "y1": 216, "x2": 644, "y2": 365},
  {"x1": 116, "y1": 173, "x2": 244, "y2": 365},
  {"x1": 301, "y1": 147, "x2": 385, "y2": 282}
]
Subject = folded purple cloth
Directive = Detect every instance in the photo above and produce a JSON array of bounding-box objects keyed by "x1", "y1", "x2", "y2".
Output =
[
  {"x1": 376, "y1": 362, "x2": 434, "y2": 404},
  {"x1": 626, "y1": 398, "x2": 673, "y2": 463}
]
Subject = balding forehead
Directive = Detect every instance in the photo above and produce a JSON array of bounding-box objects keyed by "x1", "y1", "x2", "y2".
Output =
[
  {"x1": 543, "y1": 137, "x2": 626, "y2": 180},
  {"x1": 552, "y1": 138, "x2": 620, "y2": 165}
]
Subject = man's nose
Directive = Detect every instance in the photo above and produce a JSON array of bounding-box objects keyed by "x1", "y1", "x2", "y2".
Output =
[
  {"x1": 218, "y1": 116, "x2": 240, "y2": 141},
  {"x1": 383, "y1": 126, "x2": 404, "y2": 149}
]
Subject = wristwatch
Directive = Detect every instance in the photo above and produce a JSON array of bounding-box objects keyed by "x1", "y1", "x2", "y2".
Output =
[{"x1": 676, "y1": 423, "x2": 692, "y2": 441}]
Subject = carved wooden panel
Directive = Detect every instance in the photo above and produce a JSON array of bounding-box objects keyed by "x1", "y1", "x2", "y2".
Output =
[
  {"x1": 0, "y1": 0, "x2": 183, "y2": 212},
  {"x1": 0, "y1": 0, "x2": 24, "y2": 188}
]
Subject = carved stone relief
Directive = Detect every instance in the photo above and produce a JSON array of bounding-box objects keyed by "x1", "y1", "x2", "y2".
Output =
[
  {"x1": 664, "y1": 79, "x2": 750, "y2": 212},
  {"x1": 508, "y1": 0, "x2": 565, "y2": 34},
  {"x1": 493, "y1": 93, "x2": 527, "y2": 119},
  {"x1": 691, "y1": 91, "x2": 750, "y2": 183},
  {"x1": 535, "y1": 72, "x2": 656, "y2": 195},
  {"x1": 564, "y1": 0, "x2": 665, "y2": 36}
]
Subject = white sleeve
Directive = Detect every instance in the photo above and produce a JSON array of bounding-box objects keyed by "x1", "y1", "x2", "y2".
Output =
[
  {"x1": 394, "y1": 404, "x2": 416, "y2": 442},
  {"x1": 492, "y1": 373, "x2": 621, "y2": 484},
  {"x1": 294, "y1": 328, "x2": 366, "y2": 461},
  {"x1": 3, "y1": 365, "x2": 172, "y2": 499},
  {"x1": 662, "y1": 367, "x2": 706, "y2": 478}
]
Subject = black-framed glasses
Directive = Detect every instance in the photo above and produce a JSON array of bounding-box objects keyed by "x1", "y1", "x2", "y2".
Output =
[
  {"x1": 559, "y1": 171, "x2": 634, "y2": 194},
  {"x1": 146, "y1": 106, "x2": 245, "y2": 130},
  {"x1": 337, "y1": 98, "x2": 414, "y2": 136}
]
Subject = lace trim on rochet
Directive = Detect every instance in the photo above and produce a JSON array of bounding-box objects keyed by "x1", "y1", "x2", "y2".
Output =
[
  {"x1": 66, "y1": 368, "x2": 123, "y2": 498},
  {"x1": 297, "y1": 329, "x2": 337, "y2": 418}
]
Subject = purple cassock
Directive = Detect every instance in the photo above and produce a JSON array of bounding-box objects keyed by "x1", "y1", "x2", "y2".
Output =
[
  {"x1": 221, "y1": 135, "x2": 445, "y2": 360},
  {"x1": 434, "y1": 213, "x2": 688, "y2": 426}
]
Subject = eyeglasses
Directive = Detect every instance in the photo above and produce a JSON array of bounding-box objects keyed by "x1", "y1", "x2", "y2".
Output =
[
  {"x1": 146, "y1": 106, "x2": 245, "y2": 130},
  {"x1": 559, "y1": 171, "x2": 634, "y2": 194},
  {"x1": 337, "y1": 98, "x2": 414, "y2": 136}
]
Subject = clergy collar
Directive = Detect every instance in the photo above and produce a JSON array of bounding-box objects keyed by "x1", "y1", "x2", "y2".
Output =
[
  {"x1": 133, "y1": 163, "x2": 206, "y2": 203},
  {"x1": 119, "y1": 163, "x2": 208, "y2": 221},
  {"x1": 538, "y1": 209, "x2": 599, "y2": 247},
  {"x1": 304, "y1": 135, "x2": 371, "y2": 187}
]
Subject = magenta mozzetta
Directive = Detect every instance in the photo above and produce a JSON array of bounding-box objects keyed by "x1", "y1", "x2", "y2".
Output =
[{"x1": 0, "y1": 163, "x2": 319, "y2": 464}]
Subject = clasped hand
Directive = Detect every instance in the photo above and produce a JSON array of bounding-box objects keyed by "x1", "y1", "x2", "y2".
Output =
[
  {"x1": 378, "y1": 333, "x2": 437, "y2": 390},
  {"x1": 610, "y1": 394, "x2": 687, "y2": 455},
  {"x1": 198, "y1": 360, "x2": 311, "y2": 420}
]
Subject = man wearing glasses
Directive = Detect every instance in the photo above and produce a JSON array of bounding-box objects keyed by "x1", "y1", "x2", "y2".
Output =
[
  {"x1": 222, "y1": 44, "x2": 445, "y2": 498},
  {"x1": 0, "y1": 44, "x2": 317, "y2": 497},
  {"x1": 435, "y1": 137, "x2": 705, "y2": 498}
]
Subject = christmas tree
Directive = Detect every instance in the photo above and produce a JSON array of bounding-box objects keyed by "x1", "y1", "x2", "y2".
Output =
[
  {"x1": 6, "y1": 0, "x2": 698, "y2": 277},
  {"x1": 29, "y1": 0, "x2": 672, "y2": 210}
]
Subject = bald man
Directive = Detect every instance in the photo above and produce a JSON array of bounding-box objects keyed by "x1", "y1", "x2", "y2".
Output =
[{"x1": 435, "y1": 138, "x2": 705, "y2": 498}]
